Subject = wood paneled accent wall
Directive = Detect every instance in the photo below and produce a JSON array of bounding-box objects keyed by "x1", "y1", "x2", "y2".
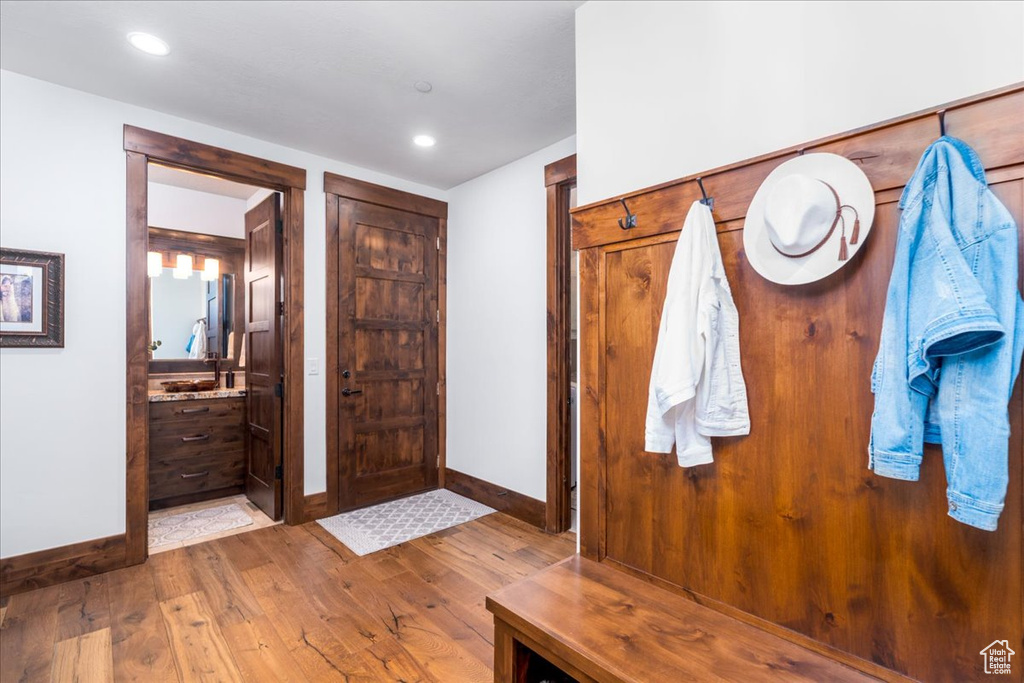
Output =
[{"x1": 573, "y1": 84, "x2": 1024, "y2": 682}]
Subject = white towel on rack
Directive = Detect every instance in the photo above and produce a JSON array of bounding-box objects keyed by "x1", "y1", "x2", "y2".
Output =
[{"x1": 188, "y1": 319, "x2": 208, "y2": 359}]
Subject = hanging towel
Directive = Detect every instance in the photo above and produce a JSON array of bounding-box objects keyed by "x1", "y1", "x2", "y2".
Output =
[
  {"x1": 188, "y1": 319, "x2": 208, "y2": 359},
  {"x1": 645, "y1": 201, "x2": 750, "y2": 466}
]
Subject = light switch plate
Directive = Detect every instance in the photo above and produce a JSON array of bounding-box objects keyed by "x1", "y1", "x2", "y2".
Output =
[{"x1": 306, "y1": 358, "x2": 319, "y2": 375}]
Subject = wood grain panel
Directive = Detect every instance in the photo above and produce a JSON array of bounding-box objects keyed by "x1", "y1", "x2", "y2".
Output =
[
  {"x1": 355, "y1": 278, "x2": 424, "y2": 321},
  {"x1": 51, "y1": 627, "x2": 114, "y2": 683},
  {"x1": 354, "y1": 329, "x2": 425, "y2": 371},
  {"x1": 575, "y1": 86, "x2": 1024, "y2": 681},
  {"x1": 105, "y1": 564, "x2": 178, "y2": 682},
  {"x1": 125, "y1": 126, "x2": 305, "y2": 190},
  {"x1": 489, "y1": 556, "x2": 879, "y2": 683},
  {"x1": 353, "y1": 379, "x2": 425, "y2": 422},
  {"x1": 1, "y1": 536, "x2": 127, "y2": 598},
  {"x1": 159, "y1": 591, "x2": 244, "y2": 681},
  {"x1": 282, "y1": 185, "x2": 306, "y2": 525},
  {"x1": 545, "y1": 154, "x2": 576, "y2": 533},
  {"x1": 355, "y1": 223, "x2": 425, "y2": 274},
  {"x1": 324, "y1": 172, "x2": 447, "y2": 219},
  {"x1": 331, "y1": 182, "x2": 442, "y2": 512},
  {"x1": 355, "y1": 425, "x2": 424, "y2": 476},
  {"x1": 245, "y1": 194, "x2": 283, "y2": 520},
  {"x1": 444, "y1": 468, "x2": 545, "y2": 529},
  {"x1": 125, "y1": 150, "x2": 150, "y2": 568}
]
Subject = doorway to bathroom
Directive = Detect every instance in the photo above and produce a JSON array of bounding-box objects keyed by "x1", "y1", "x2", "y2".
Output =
[
  {"x1": 545, "y1": 154, "x2": 577, "y2": 533},
  {"x1": 124, "y1": 126, "x2": 307, "y2": 566}
]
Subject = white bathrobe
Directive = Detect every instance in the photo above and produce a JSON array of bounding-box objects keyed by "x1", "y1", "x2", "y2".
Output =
[{"x1": 645, "y1": 201, "x2": 750, "y2": 466}]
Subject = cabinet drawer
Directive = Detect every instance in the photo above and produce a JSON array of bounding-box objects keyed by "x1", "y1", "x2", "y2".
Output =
[
  {"x1": 150, "y1": 424, "x2": 246, "y2": 460},
  {"x1": 150, "y1": 397, "x2": 244, "y2": 426},
  {"x1": 149, "y1": 450, "x2": 246, "y2": 501}
]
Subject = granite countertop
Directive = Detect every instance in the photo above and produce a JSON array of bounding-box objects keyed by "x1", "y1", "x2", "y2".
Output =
[{"x1": 148, "y1": 388, "x2": 246, "y2": 402}]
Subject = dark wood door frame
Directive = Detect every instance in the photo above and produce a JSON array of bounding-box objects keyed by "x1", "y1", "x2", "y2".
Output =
[
  {"x1": 323, "y1": 172, "x2": 448, "y2": 516},
  {"x1": 124, "y1": 125, "x2": 307, "y2": 566},
  {"x1": 545, "y1": 154, "x2": 577, "y2": 533}
]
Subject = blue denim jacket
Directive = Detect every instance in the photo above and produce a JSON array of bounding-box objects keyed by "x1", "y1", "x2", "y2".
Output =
[{"x1": 869, "y1": 136, "x2": 1024, "y2": 532}]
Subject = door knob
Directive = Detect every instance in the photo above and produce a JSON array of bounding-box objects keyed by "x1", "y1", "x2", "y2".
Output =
[
  {"x1": 341, "y1": 370, "x2": 351, "y2": 378},
  {"x1": 342, "y1": 387, "x2": 363, "y2": 397}
]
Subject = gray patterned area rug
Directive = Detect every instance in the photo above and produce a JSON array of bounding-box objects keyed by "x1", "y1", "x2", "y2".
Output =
[
  {"x1": 317, "y1": 489, "x2": 496, "y2": 556},
  {"x1": 148, "y1": 502, "x2": 253, "y2": 548}
]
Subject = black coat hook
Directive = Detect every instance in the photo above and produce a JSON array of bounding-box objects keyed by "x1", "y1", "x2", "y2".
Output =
[
  {"x1": 697, "y1": 177, "x2": 714, "y2": 211},
  {"x1": 938, "y1": 109, "x2": 947, "y2": 136},
  {"x1": 618, "y1": 198, "x2": 637, "y2": 230}
]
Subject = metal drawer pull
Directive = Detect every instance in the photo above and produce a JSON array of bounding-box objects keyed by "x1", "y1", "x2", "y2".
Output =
[
  {"x1": 181, "y1": 407, "x2": 210, "y2": 414},
  {"x1": 181, "y1": 434, "x2": 210, "y2": 442},
  {"x1": 180, "y1": 471, "x2": 209, "y2": 479}
]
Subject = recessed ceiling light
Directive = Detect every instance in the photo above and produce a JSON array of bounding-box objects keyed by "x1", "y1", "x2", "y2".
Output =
[
  {"x1": 127, "y1": 32, "x2": 170, "y2": 56},
  {"x1": 413, "y1": 135, "x2": 436, "y2": 148},
  {"x1": 414, "y1": 81, "x2": 433, "y2": 93}
]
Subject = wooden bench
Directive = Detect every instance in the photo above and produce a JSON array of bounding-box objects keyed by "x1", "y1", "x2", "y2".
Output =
[{"x1": 486, "y1": 556, "x2": 877, "y2": 682}]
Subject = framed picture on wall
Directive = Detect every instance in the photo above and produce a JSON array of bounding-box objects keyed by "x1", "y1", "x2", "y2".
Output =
[{"x1": 0, "y1": 248, "x2": 65, "y2": 348}]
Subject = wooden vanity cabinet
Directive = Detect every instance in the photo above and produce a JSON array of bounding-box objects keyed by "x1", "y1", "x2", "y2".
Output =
[{"x1": 148, "y1": 397, "x2": 247, "y2": 509}]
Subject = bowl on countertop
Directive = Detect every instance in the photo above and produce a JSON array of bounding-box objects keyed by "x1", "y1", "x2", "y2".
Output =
[{"x1": 160, "y1": 379, "x2": 220, "y2": 393}]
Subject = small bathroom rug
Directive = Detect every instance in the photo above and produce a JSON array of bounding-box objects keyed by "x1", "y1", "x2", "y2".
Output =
[
  {"x1": 317, "y1": 489, "x2": 496, "y2": 556},
  {"x1": 149, "y1": 502, "x2": 253, "y2": 548}
]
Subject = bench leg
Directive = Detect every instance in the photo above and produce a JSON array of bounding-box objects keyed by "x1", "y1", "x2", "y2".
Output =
[{"x1": 493, "y1": 619, "x2": 515, "y2": 682}]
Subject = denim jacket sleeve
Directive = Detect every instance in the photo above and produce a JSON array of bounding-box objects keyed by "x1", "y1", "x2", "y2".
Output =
[{"x1": 870, "y1": 137, "x2": 1023, "y2": 531}]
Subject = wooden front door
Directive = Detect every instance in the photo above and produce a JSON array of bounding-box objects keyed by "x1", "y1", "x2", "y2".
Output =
[
  {"x1": 335, "y1": 198, "x2": 440, "y2": 509},
  {"x1": 244, "y1": 193, "x2": 283, "y2": 519}
]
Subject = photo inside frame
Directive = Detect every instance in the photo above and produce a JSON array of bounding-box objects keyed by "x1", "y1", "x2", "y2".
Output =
[{"x1": 0, "y1": 263, "x2": 45, "y2": 333}]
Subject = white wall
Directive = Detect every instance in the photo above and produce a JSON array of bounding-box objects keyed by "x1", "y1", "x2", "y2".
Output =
[
  {"x1": 148, "y1": 183, "x2": 248, "y2": 238},
  {"x1": 575, "y1": 0, "x2": 1024, "y2": 205},
  {"x1": 446, "y1": 135, "x2": 577, "y2": 501},
  {"x1": 0, "y1": 70, "x2": 445, "y2": 557}
]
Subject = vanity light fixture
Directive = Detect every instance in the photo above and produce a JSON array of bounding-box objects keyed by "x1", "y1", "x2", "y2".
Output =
[
  {"x1": 413, "y1": 134, "x2": 436, "y2": 148},
  {"x1": 173, "y1": 253, "x2": 193, "y2": 279},
  {"x1": 201, "y1": 257, "x2": 220, "y2": 282},
  {"x1": 127, "y1": 32, "x2": 170, "y2": 56},
  {"x1": 147, "y1": 251, "x2": 163, "y2": 278}
]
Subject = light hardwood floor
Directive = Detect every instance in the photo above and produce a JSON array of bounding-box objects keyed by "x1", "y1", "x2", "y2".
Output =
[{"x1": 0, "y1": 513, "x2": 576, "y2": 682}]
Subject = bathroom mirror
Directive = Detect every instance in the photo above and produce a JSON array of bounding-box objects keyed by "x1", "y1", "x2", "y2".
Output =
[
  {"x1": 150, "y1": 272, "x2": 236, "y2": 360},
  {"x1": 148, "y1": 227, "x2": 245, "y2": 372}
]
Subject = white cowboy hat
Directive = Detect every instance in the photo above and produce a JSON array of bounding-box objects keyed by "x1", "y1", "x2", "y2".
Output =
[{"x1": 743, "y1": 153, "x2": 875, "y2": 285}]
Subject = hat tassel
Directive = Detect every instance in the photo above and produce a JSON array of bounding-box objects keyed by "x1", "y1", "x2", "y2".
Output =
[
  {"x1": 850, "y1": 217, "x2": 861, "y2": 245},
  {"x1": 839, "y1": 234, "x2": 849, "y2": 261}
]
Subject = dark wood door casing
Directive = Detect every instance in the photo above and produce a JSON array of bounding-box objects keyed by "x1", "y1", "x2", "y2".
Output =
[
  {"x1": 244, "y1": 194, "x2": 284, "y2": 519},
  {"x1": 124, "y1": 125, "x2": 306, "y2": 567},
  {"x1": 574, "y1": 85, "x2": 1024, "y2": 682},
  {"x1": 325, "y1": 173, "x2": 447, "y2": 515},
  {"x1": 545, "y1": 154, "x2": 577, "y2": 533}
]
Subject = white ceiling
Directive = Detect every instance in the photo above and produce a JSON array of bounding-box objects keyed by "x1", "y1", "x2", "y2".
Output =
[
  {"x1": 0, "y1": 1, "x2": 582, "y2": 189},
  {"x1": 149, "y1": 163, "x2": 262, "y2": 200}
]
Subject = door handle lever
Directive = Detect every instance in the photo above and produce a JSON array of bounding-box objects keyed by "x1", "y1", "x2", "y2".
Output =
[{"x1": 342, "y1": 388, "x2": 363, "y2": 397}]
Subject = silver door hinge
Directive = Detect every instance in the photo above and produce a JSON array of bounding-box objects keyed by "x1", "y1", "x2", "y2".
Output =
[
  {"x1": 279, "y1": 301, "x2": 285, "y2": 316},
  {"x1": 436, "y1": 382, "x2": 440, "y2": 396},
  {"x1": 436, "y1": 237, "x2": 440, "y2": 250},
  {"x1": 436, "y1": 309, "x2": 440, "y2": 323},
  {"x1": 437, "y1": 454, "x2": 440, "y2": 467}
]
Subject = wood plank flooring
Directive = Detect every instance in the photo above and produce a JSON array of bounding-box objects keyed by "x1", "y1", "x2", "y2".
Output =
[{"x1": 0, "y1": 513, "x2": 576, "y2": 682}]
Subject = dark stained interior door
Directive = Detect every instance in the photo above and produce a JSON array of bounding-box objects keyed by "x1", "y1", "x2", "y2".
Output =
[
  {"x1": 205, "y1": 278, "x2": 219, "y2": 355},
  {"x1": 244, "y1": 193, "x2": 283, "y2": 519},
  {"x1": 337, "y1": 199, "x2": 439, "y2": 509}
]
